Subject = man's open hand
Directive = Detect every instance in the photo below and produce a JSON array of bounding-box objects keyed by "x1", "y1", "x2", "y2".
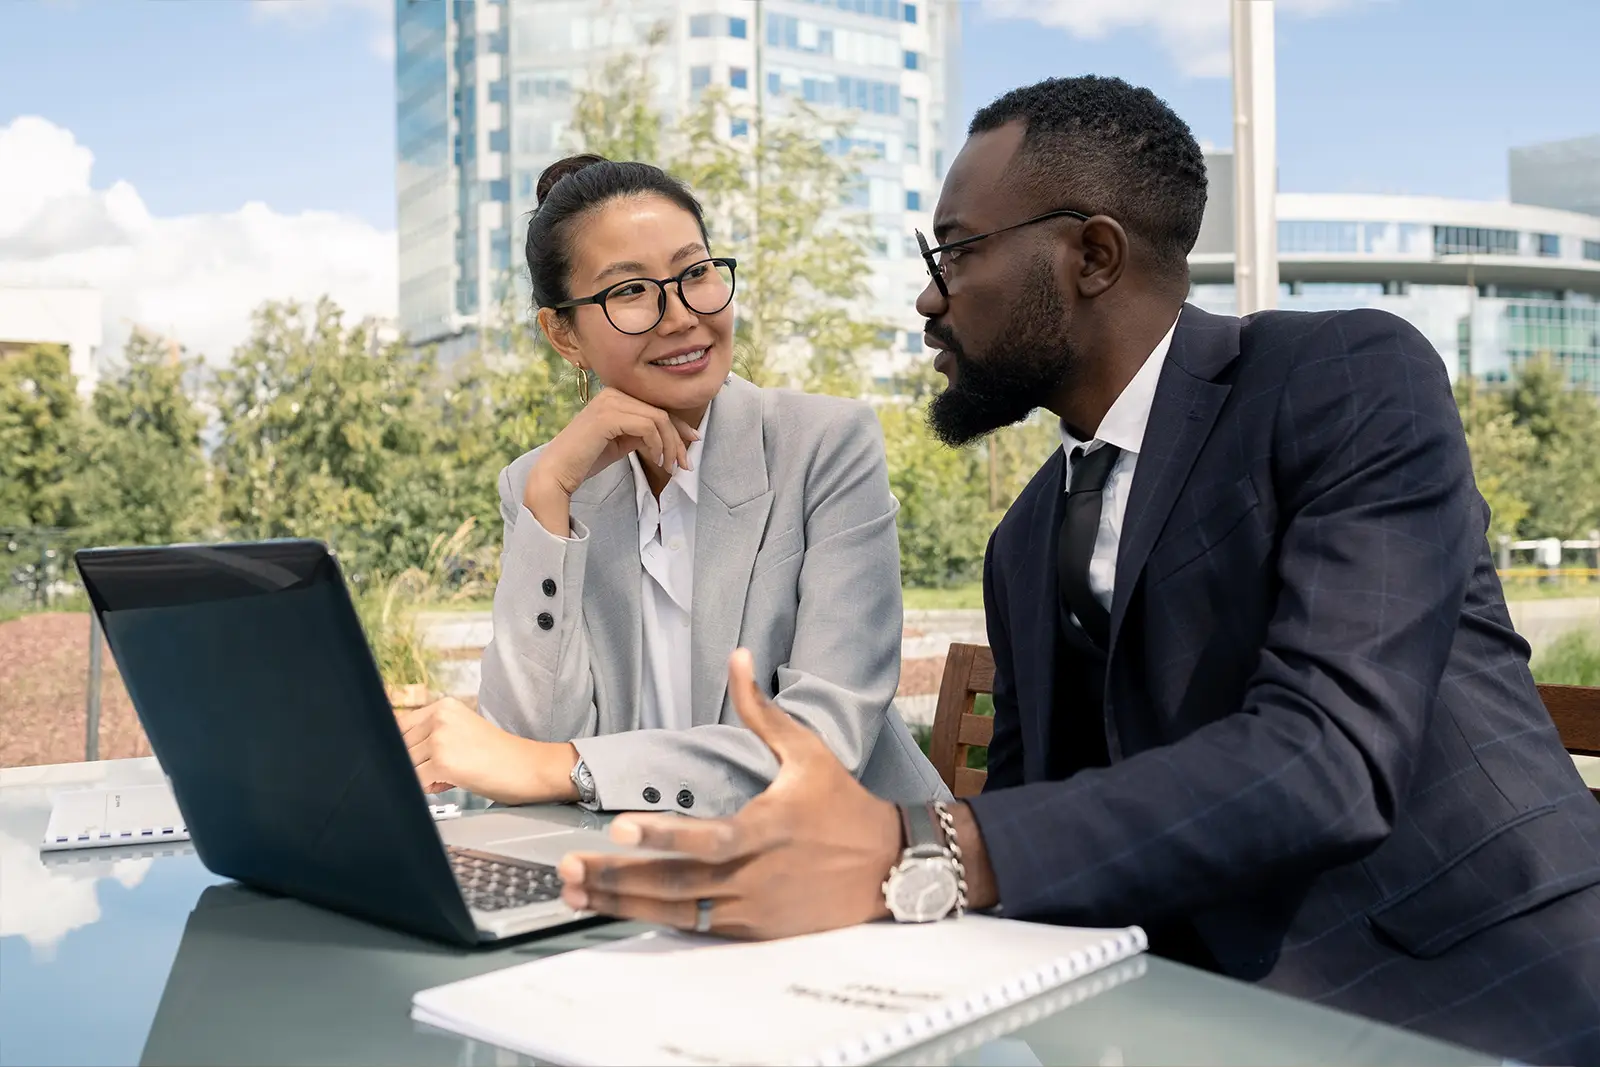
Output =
[{"x1": 557, "y1": 649, "x2": 903, "y2": 939}]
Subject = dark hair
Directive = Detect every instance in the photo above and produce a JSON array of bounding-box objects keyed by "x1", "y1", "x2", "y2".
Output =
[
  {"x1": 969, "y1": 75, "x2": 1207, "y2": 279},
  {"x1": 525, "y1": 153, "x2": 711, "y2": 315}
]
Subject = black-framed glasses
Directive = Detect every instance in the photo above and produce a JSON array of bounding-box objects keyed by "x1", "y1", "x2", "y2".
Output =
[
  {"x1": 552, "y1": 257, "x2": 737, "y2": 335},
  {"x1": 915, "y1": 210, "x2": 1090, "y2": 298}
]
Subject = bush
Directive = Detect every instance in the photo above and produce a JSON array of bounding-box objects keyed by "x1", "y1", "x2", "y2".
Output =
[{"x1": 1533, "y1": 629, "x2": 1600, "y2": 687}]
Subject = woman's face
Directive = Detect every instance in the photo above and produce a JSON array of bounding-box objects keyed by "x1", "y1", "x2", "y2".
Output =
[{"x1": 543, "y1": 194, "x2": 736, "y2": 418}]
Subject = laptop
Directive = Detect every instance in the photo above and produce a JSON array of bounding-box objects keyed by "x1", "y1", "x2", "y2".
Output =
[{"x1": 74, "y1": 538, "x2": 652, "y2": 946}]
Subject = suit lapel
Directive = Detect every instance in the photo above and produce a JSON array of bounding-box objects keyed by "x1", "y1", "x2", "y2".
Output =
[
  {"x1": 1027, "y1": 449, "x2": 1070, "y2": 777},
  {"x1": 690, "y1": 377, "x2": 774, "y2": 725},
  {"x1": 569, "y1": 461, "x2": 642, "y2": 731},
  {"x1": 1108, "y1": 305, "x2": 1240, "y2": 658}
]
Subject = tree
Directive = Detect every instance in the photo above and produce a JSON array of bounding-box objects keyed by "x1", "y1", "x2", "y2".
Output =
[
  {"x1": 1501, "y1": 357, "x2": 1600, "y2": 538},
  {"x1": 878, "y1": 402, "x2": 991, "y2": 587},
  {"x1": 78, "y1": 329, "x2": 214, "y2": 546},
  {"x1": 0, "y1": 344, "x2": 83, "y2": 530},
  {"x1": 212, "y1": 298, "x2": 453, "y2": 579},
  {"x1": 1456, "y1": 378, "x2": 1535, "y2": 545}
]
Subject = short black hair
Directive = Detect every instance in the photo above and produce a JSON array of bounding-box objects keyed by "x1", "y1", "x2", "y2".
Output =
[
  {"x1": 969, "y1": 75, "x2": 1207, "y2": 279},
  {"x1": 525, "y1": 153, "x2": 710, "y2": 315}
]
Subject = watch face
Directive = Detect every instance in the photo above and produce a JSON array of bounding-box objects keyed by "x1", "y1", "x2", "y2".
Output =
[{"x1": 888, "y1": 858, "x2": 959, "y2": 923}]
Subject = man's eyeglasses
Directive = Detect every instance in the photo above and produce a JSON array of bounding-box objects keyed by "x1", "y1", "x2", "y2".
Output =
[
  {"x1": 915, "y1": 210, "x2": 1090, "y2": 299},
  {"x1": 552, "y1": 257, "x2": 737, "y2": 335}
]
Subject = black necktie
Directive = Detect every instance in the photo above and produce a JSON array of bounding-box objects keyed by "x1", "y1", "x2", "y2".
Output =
[{"x1": 1058, "y1": 443, "x2": 1122, "y2": 649}]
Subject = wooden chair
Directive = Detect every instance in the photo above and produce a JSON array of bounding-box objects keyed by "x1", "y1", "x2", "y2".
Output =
[
  {"x1": 927, "y1": 646, "x2": 1600, "y2": 803},
  {"x1": 1537, "y1": 683, "x2": 1600, "y2": 801},
  {"x1": 928, "y1": 643, "x2": 995, "y2": 798}
]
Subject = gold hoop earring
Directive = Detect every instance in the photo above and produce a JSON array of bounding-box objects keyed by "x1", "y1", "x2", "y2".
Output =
[{"x1": 576, "y1": 369, "x2": 591, "y2": 405}]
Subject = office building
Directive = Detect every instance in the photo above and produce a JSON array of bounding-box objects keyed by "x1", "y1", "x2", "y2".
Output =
[
  {"x1": 396, "y1": 0, "x2": 961, "y2": 377},
  {"x1": 1190, "y1": 151, "x2": 1600, "y2": 396},
  {"x1": 0, "y1": 286, "x2": 103, "y2": 396},
  {"x1": 1510, "y1": 135, "x2": 1600, "y2": 219}
]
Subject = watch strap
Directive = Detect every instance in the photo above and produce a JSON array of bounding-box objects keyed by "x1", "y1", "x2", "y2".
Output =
[
  {"x1": 932, "y1": 801, "x2": 969, "y2": 918},
  {"x1": 900, "y1": 800, "x2": 942, "y2": 852}
]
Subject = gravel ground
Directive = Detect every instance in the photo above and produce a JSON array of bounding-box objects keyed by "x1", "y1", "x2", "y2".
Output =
[{"x1": 0, "y1": 613, "x2": 150, "y2": 768}]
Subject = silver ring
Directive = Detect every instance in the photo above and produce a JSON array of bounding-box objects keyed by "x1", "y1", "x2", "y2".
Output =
[{"x1": 693, "y1": 897, "x2": 713, "y2": 934}]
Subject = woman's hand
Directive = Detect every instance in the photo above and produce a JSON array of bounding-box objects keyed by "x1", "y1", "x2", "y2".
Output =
[
  {"x1": 526, "y1": 387, "x2": 699, "y2": 511},
  {"x1": 398, "y1": 697, "x2": 580, "y2": 805}
]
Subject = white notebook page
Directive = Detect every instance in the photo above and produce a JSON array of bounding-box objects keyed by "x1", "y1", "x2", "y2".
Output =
[{"x1": 412, "y1": 915, "x2": 1147, "y2": 1067}]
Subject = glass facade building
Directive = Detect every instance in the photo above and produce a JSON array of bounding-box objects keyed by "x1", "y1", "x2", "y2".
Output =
[
  {"x1": 395, "y1": 0, "x2": 960, "y2": 376},
  {"x1": 1190, "y1": 152, "x2": 1600, "y2": 396}
]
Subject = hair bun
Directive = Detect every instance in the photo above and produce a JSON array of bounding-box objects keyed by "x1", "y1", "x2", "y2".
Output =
[{"x1": 536, "y1": 153, "x2": 609, "y2": 206}]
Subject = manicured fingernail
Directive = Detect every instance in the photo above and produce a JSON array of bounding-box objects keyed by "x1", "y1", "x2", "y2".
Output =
[
  {"x1": 558, "y1": 856, "x2": 584, "y2": 882},
  {"x1": 611, "y1": 820, "x2": 642, "y2": 846},
  {"x1": 563, "y1": 887, "x2": 588, "y2": 910}
]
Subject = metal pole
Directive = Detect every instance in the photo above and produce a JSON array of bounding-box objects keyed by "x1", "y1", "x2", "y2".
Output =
[
  {"x1": 85, "y1": 613, "x2": 103, "y2": 762},
  {"x1": 1230, "y1": 0, "x2": 1279, "y2": 314}
]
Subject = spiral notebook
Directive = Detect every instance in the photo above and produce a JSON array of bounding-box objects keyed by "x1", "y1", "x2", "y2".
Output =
[
  {"x1": 410, "y1": 915, "x2": 1148, "y2": 1067},
  {"x1": 40, "y1": 781, "x2": 459, "y2": 852}
]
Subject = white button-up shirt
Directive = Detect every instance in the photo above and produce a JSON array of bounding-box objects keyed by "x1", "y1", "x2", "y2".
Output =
[
  {"x1": 627, "y1": 406, "x2": 710, "y2": 732},
  {"x1": 1059, "y1": 316, "x2": 1178, "y2": 619}
]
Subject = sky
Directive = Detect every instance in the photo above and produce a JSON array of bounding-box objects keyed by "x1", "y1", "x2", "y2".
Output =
[{"x1": 0, "y1": 0, "x2": 1596, "y2": 364}]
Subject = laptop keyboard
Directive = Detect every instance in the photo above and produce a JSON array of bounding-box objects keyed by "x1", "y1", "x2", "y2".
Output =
[{"x1": 447, "y1": 846, "x2": 566, "y2": 912}]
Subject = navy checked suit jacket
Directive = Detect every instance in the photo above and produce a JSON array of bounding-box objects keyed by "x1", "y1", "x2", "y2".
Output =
[{"x1": 966, "y1": 303, "x2": 1600, "y2": 1057}]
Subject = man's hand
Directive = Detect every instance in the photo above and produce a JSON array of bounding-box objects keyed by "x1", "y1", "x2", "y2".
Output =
[
  {"x1": 556, "y1": 649, "x2": 903, "y2": 939},
  {"x1": 398, "y1": 697, "x2": 578, "y2": 806}
]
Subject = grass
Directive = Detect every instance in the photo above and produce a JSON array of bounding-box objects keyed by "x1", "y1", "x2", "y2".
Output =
[
  {"x1": 1532, "y1": 629, "x2": 1600, "y2": 686},
  {"x1": 903, "y1": 583, "x2": 984, "y2": 611}
]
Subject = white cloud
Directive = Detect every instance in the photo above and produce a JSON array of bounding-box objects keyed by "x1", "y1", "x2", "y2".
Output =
[
  {"x1": 0, "y1": 116, "x2": 397, "y2": 367},
  {"x1": 250, "y1": 0, "x2": 395, "y2": 61},
  {"x1": 980, "y1": 0, "x2": 1372, "y2": 79}
]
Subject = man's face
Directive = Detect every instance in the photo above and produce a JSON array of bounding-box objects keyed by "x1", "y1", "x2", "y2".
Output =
[{"x1": 917, "y1": 124, "x2": 1079, "y2": 448}]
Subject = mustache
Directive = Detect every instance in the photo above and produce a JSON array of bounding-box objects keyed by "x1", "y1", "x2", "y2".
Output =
[{"x1": 924, "y1": 321, "x2": 963, "y2": 357}]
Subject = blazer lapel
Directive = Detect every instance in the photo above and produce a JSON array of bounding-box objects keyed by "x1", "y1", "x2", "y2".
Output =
[
  {"x1": 1108, "y1": 305, "x2": 1240, "y2": 661},
  {"x1": 691, "y1": 377, "x2": 774, "y2": 725},
  {"x1": 569, "y1": 461, "x2": 642, "y2": 732}
]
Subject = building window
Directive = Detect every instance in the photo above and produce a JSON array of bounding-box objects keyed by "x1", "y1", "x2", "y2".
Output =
[
  {"x1": 1279, "y1": 221, "x2": 1359, "y2": 254},
  {"x1": 1585, "y1": 240, "x2": 1600, "y2": 262},
  {"x1": 768, "y1": 72, "x2": 781, "y2": 97},
  {"x1": 689, "y1": 14, "x2": 713, "y2": 38},
  {"x1": 690, "y1": 66, "x2": 712, "y2": 90},
  {"x1": 904, "y1": 2, "x2": 918, "y2": 22},
  {"x1": 906, "y1": 190, "x2": 922, "y2": 211},
  {"x1": 728, "y1": 15, "x2": 748, "y2": 38},
  {"x1": 1433, "y1": 225, "x2": 1519, "y2": 256},
  {"x1": 730, "y1": 66, "x2": 748, "y2": 89},
  {"x1": 903, "y1": 50, "x2": 919, "y2": 71},
  {"x1": 903, "y1": 330, "x2": 922, "y2": 353},
  {"x1": 903, "y1": 233, "x2": 922, "y2": 258},
  {"x1": 487, "y1": 179, "x2": 510, "y2": 203},
  {"x1": 488, "y1": 79, "x2": 509, "y2": 105},
  {"x1": 730, "y1": 118, "x2": 749, "y2": 138},
  {"x1": 488, "y1": 128, "x2": 509, "y2": 153},
  {"x1": 1535, "y1": 233, "x2": 1560, "y2": 257},
  {"x1": 518, "y1": 172, "x2": 535, "y2": 201}
]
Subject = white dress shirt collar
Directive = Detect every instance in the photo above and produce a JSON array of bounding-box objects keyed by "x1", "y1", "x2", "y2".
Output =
[{"x1": 1060, "y1": 316, "x2": 1179, "y2": 482}]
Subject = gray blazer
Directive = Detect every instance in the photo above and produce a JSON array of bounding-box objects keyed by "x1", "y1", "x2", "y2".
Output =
[{"x1": 478, "y1": 374, "x2": 949, "y2": 817}]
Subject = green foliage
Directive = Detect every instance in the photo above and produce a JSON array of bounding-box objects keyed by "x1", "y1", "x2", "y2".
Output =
[
  {"x1": 0, "y1": 344, "x2": 83, "y2": 530},
  {"x1": 1532, "y1": 628, "x2": 1600, "y2": 687},
  {"x1": 79, "y1": 331, "x2": 215, "y2": 546},
  {"x1": 211, "y1": 298, "x2": 492, "y2": 580},
  {"x1": 878, "y1": 403, "x2": 991, "y2": 587},
  {"x1": 1501, "y1": 358, "x2": 1600, "y2": 538}
]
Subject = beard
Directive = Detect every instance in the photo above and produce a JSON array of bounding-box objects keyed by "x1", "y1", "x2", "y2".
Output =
[{"x1": 925, "y1": 259, "x2": 1076, "y2": 448}]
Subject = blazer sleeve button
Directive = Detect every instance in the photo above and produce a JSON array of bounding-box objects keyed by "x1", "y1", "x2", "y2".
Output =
[
  {"x1": 542, "y1": 578, "x2": 557, "y2": 596},
  {"x1": 676, "y1": 789, "x2": 694, "y2": 810},
  {"x1": 642, "y1": 786, "x2": 661, "y2": 804},
  {"x1": 536, "y1": 612, "x2": 554, "y2": 630}
]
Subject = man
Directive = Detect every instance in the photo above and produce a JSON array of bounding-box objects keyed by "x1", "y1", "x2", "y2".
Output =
[{"x1": 557, "y1": 76, "x2": 1600, "y2": 1062}]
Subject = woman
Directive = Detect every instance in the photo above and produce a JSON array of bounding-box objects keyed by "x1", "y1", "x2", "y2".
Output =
[{"x1": 403, "y1": 154, "x2": 947, "y2": 817}]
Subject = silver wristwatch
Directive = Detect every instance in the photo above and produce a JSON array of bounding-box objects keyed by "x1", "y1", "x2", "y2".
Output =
[
  {"x1": 883, "y1": 801, "x2": 967, "y2": 923},
  {"x1": 570, "y1": 758, "x2": 597, "y2": 807}
]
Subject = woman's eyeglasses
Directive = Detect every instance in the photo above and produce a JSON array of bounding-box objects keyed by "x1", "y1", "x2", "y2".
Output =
[{"x1": 552, "y1": 257, "x2": 738, "y2": 335}]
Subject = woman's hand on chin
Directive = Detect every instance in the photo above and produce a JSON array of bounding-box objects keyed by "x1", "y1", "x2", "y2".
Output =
[{"x1": 397, "y1": 697, "x2": 580, "y2": 806}]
